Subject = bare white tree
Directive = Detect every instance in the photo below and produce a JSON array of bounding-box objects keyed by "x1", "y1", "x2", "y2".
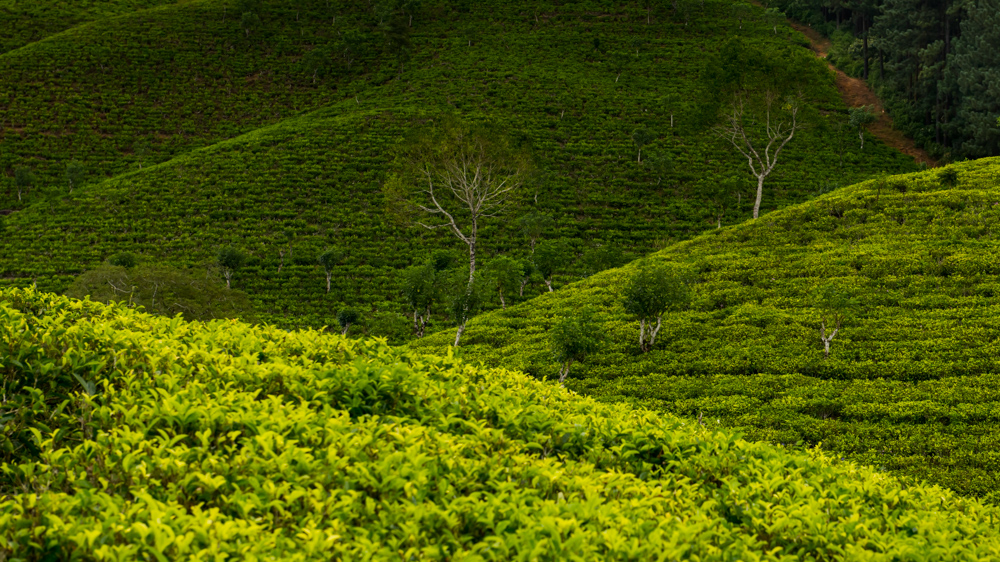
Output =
[
  {"x1": 716, "y1": 92, "x2": 803, "y2": 220},
  {"x1": 416, "y1": 131, "x2": 526, "y2": 288}
]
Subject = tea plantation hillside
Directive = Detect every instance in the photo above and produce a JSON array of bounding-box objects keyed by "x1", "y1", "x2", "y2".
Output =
[
  {"x1": 0, "y1": 0, "x2": 916, "y2": 330},
  {"x1": 0, "y1": 0, "x2": 405, "y2": 210},
  {"x1": 412, "y1": 158, "x2": 1000, "y2": 502},
  {"x1": 0, "y1": 0, "x2": 176, "y2": 54},
  {"x1": 4, "y1": 288, "x2": 1000, "y2": 559}
]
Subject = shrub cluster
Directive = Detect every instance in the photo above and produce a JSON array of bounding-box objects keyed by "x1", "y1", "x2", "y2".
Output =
[{"x1": 3, "y1": 287, "x2": 1000, "y2": 559}]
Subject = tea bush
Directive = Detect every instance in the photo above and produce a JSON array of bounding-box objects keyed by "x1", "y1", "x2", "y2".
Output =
[{"x1": 2, "y1": 287, "x2": 1000, "y2": 559}]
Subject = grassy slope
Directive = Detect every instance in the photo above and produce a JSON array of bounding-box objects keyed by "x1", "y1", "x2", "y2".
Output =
[
  {"x1": 0, "y1": 0, "x2": 915, "y2": 329},
  {"x1": 0, "y1": 0, "x2": 391, "y2": 210},
  {"x1": 412, "y1": 158, "x2": 1000, "y2": 502},
  {"x1": 3, "y1": 287, "x2": 1000, "y2": 559},
  {"x1": 0, "y1": 0, "x2": 175, "y2": 54}
]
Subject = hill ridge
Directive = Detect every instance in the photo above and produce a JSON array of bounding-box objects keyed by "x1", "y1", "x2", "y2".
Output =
[
  {"x1": 412, "y1": 157, "x2": 1000, "y2": 501},
  {"x1": 3, "y1": 286, "x2": 1000, "y2": 558}
]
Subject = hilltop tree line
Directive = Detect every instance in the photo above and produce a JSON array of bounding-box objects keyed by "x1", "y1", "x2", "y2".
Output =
[{"x1": 766, "y1": 0, "x2": 1000, "y2": 159}]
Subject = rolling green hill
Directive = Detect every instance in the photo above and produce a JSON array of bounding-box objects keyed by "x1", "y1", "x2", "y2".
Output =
[
  {"x1": 411, "y1": 157, "x2": 1000, "y2": 502},
  {"x1": 0, "y1": 0, "x2": 176, "y2": 54},
  {"x1": 1, "y1": 0, "x2": 916, "y2": 331},
  {"x1": 4, "y1": 287, "x2": 1000, "y2": 559}
]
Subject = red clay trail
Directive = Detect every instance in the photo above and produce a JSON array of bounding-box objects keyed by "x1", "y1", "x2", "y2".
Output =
[{"x1": 786, "y1": 20, "x2": 939, "y2": 168}]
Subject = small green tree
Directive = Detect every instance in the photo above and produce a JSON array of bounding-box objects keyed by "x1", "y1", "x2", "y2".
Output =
[
  {"x1": 367, "y1": 308, "x2": 412, "y2": 345},
  {"x1": 401, "y1": 263, "x2": 436, "y2": 337},
  {"x1": 662, "y1": 92, "x2": 682, "y2": 129},
  {"x1": 216, "y1": 247, "x2": 247, "y2": 289},
  {"x1": 534, "y1": 238, "x2": 573, "y2": 292},
  {"x1": 632, "y1": 128, "x2": 655, "y2": 163},
  {"x1": 133, "y1": 140, "x2": 151, "y2": 169},
  {"x1": 241, "y1": 11, "x2": 261, "y2": 37},
  {"x1": 66, "y1": 161, "x2": 84, "y2": 194},
  {"x1": 623, "y1": 263, "x2": 691, "y2": 353},
  {"x1": 381, "y1": 16, "x2": 411, "y2": 73},
  {"x1": 609, "y1": 50, "x2": 630, "y2": 82},
  {"x1": 401, "y1": 0, "x2": 422, "y2": 26},
  {"x1": 336, "y1": 29, "x2": 366, "y2": 70},
  {"x1": 13, "y1": 166, "x2": 32, "y2": 202},
  {"x1": 337, "y1": 308, "x2": 360, "y2": 336},
  {"x1": 938, "y1": 168, "x2": 960, "y2": 188},
  {"x1": 645, "y1": 148, "x2": 674, "y2": 186},
  {"x1": 518, "y1": 211, "x2": 554, "y2": 253},
  {"x1": 550, "y1": 307, "x2": 602, "y2": 383},
  {"x1": 319, "y1": 250, "x2": 342, "y2": 293},
  {"x1": 429, "y1": 249, "x2": 457, "y2": 272},
  {"x1": 303, "y1": 45, "x2": 331, "y2": 83},
  {"x1": 763, "y1": 7, "x2": 784, "y2": 34},
  {"x1": 579, "y1": 243, "x2": 630, "y2": 277},
  {"x1": 816, "y1": 284, "x2": 858, "y2": 358},
  {"x1": 108, "y1": 252, "x2": 137, "y2": 269},
  {"x1": 484, "y1": 255, "x2": 525, "y2": 309},
  {"x1": 703, "y1": 175, "x2": 746, "y2": 229},
  {"x1": 849, "y1": 106, "x2": 878, "y2": 150}
]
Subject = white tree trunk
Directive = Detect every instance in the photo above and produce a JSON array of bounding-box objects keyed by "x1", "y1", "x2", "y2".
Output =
[
  {"x1": 454, "y1": 322, "x2": 466, "y2": 347},
  {"x1": 820, "y1": 322, "x2": 839, "y2": 358},
  {"x1": 468, "y1": 239, "x2": 477, "y2": 288},
  {"x1": 558, "y1": 359, "x2": 574, "y2": 383},
  {"x1": 648, "y1": 315, "x2": 664, "y2": 349},
  {"x1": 753, "y1": 173, "x2": 765, "y2": 220}
]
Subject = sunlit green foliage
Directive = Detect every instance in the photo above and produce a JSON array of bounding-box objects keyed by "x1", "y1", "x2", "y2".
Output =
[{"x1": 3, "y1": 287, "x2": 1000, "y2": 559}]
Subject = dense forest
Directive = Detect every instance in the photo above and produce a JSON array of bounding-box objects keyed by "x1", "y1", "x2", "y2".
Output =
[{"x1": 770, "y1": 0, "x2": 1000, "y2": 159}]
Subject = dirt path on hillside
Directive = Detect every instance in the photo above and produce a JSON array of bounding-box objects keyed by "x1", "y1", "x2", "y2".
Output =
[{"x1": 787, "y1": 21, "x2": 938, "y2": 168}]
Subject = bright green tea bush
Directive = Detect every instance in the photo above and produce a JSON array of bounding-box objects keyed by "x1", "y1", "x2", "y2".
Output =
[
  {"x1": 413, "y1": 157, "x2": 1000, "y2": 502},
  {"x1": 3, "y1": 287, "x2": 1000, "y2": 559}
]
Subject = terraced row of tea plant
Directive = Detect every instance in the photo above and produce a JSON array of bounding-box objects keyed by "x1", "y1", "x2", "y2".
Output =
[
  {"x1": 0, "y1": 0, "x2": 916, "y2": 331},
  {"x1": 0, "y1": 0, "x2": 175, "y2": 54},
  {"x1": 0, "y1": 0, "x2": 417, "y2": 210},
  {"x1": 412, "y1": 158, "x2": 1000, "y2": 502},
  {"x1": 3, "y1": 287, "x2": 999, "y2": 559}
]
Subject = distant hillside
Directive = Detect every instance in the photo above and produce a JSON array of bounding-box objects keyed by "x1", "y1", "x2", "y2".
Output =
[
  {"x1": 4, "y1": 287, "x2": 1000, "y2": 559},
  {"x1": 412, "y1": 158, "x2": 1000, "y2": 502},
  {"x1": 0, "y1": 0, "x2": 175, "y2": 54},
  {"x1": 0, "y1": 0, "x2": 396, "y2": 210},
  {"x1": 0, "y1": 0, "x2": 915, "y2": 330}
]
